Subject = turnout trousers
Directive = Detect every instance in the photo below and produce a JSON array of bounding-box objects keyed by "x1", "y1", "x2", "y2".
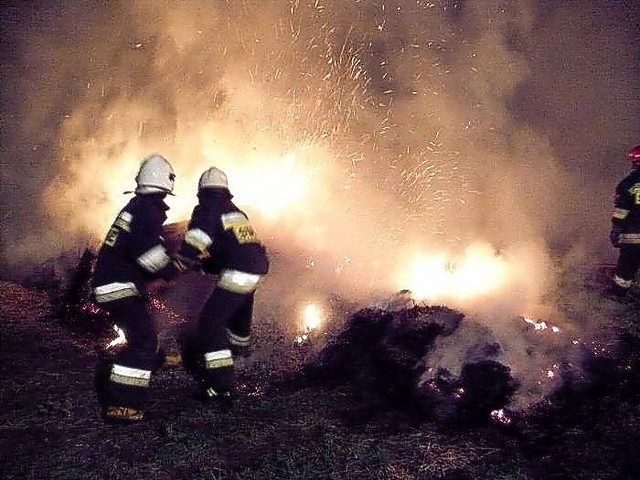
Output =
[
  {"x1": 612, "y1": 245, "x2": 640, "y2": 296},
  {"x1": 193, "y1": 282, "x2": 257, "y2": 395},
  {"x1": 97, "y1": 296, "x2": 159, "y2": 411}
]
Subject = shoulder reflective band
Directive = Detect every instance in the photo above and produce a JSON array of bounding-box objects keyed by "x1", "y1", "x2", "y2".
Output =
[
  {"x1": 184, "y1": 228, "x2": 213, "y2": 252},
  {"x1": 114, "y1": 211, "x2": 133, "y2": 232},
  {"x1": 110, "y1": 364, "x2": 151, "y2": 387},
  {"x1": 221, "y1": 211, "x2": 248, "y2": 224},
  {"x1": 217, "y1": 269, "x2": 261, "y2": 293},
  {"x1": 93, "y1": 282, "x2": 140, "y2": 303},
  {"x1": 221, "y1": 212, "x2": 258, "y2": 244},
  {"x1": 226, "y1": 328, "x2": 250, "y2": 347},
  {"x1": 204, "y1": 349, "x2": 234, "y2": 370},
  {"x1": 612, "y1": 208, "x2": 629, "y2": 220},
  {"x1": 137, "y1": 244, "x2": 171, "y2": 273}
]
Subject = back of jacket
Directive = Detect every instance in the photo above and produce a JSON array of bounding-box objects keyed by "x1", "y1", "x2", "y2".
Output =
[
  {"x1": 612, "y1": 169, "x2": 640, "y2": 243},
  {"x1": 180, "y1": 189, "x2": 269, "y2": 275},
  {"x1": 93, "y1": 194, "x2": 172, "y2": 290}
]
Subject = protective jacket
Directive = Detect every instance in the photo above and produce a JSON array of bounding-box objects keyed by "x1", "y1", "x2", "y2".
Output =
[
  {"x1": 179, "y1": 188, "x2": 268, "y2": 398},
  {"x1": 611, "y1": 168, "x2": 640, "y2": 245},
  {"x1": 93, "y1": 193, "x2": 180, "y2": 302},
  {"x1": 179, "y1": 189, "x2": 269, "y2": 276}
]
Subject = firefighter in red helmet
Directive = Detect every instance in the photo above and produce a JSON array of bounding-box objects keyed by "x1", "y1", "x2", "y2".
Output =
[
  {"x1": 92, "y1": 154, "x2": 189, "y2": 423},
  {"x1": 608, "y1": 144, "x2": 640, "y2": 298},
  {"x1": 178, "y1": 167, "x2": 269, "y2": 404}
]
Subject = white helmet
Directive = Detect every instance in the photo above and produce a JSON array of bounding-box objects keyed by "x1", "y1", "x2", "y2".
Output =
[
  {"x1": 135, "y1": 153, "x2": 175, "y2": 195},
  {"x1": 198, "y1": 167, "x2": 229, "y2": 191}
]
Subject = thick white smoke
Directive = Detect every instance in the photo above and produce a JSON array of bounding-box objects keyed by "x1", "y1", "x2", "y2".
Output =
[{"x1": 1, "y1": 0, "x2": 639, "y2": 408}]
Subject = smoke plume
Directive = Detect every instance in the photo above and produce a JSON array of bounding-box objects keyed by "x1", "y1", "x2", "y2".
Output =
[{"x1": 1, "y1": 1, "x2": 639, "y2": 405}]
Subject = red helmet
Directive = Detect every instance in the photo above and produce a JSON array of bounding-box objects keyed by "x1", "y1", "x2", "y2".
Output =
[{"x1": 629, "y1": 145, "x2": 640, "y2": 164}]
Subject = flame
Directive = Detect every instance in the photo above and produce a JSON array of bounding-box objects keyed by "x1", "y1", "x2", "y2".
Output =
[
  {"x1": 168, "y1": 148, "x2": 317, "y2": 224},
  {"x1": 521, "y1": 315, "x2": 561, "y2": 333},
  {"x1": 394, "y1": 242, "x2": 510, "y2": 302},
  {"x1": 302, "y1": 302, "x2": 323, "y2": 332},
  {"x1": 294, "y1": 333, "x2": 311, "y2": 346},
  {"x1": 106, "y1": 324, "x2": 127, "y2": 349},
  {"x1": 294, "y1": 301, "x2": 325, "y2": 346},
  {"x1": 490, "y1": 408, "x2": 512, "y2": 425},
  {"x1": 225, "y1": 151, "x2": 312, "y2": 221}
]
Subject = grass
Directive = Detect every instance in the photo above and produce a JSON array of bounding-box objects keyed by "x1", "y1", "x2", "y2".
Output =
[{"x1": 1, "y1": 277, "x2": 640, "y2": 480}]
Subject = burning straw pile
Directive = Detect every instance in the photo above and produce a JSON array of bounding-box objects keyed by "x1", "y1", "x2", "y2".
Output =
[
  {"x1": 303, "y1": 303, "x2": 519, "y2": 427},
  {"x1": 53, "y1": 243, "x2": 640, "y2": 437}
]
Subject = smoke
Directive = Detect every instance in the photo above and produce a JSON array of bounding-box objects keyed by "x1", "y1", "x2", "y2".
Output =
[{"x1": 1, "y1": 1, "x2": 639, "y2": 398}]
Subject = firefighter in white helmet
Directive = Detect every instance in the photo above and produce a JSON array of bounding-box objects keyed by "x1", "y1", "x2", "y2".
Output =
[
  {"x1": 608, "y1": 144, "x2": 640, "y2": 299},
  {"x1": 178, "y1": 166, "x2": 269, "y2": 404},
  {"x1": 92, "y1": 154, "x2": 189, "y2": 423}
]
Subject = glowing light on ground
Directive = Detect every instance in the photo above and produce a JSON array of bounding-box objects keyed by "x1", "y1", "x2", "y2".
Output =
[
  {"x1": 521, "y1": 315, "x2": 561, "y2": 333},
  {"x1": 490, "y1": 408, "x2": 512, "y2": 425},
  {"x1": 106, "y1": 324, "x2": 127, "y2": 349},
  {"x1": 294, "y1": 301, "x2": 325, "y2": 346},
  {"x1": 302, "y1": 302, "x2": 323, "y2": 332}
]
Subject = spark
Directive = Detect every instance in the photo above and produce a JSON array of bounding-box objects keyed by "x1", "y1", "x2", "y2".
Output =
[{"x1": 452, "y1": 387, "x2": 464, "y2": 399}]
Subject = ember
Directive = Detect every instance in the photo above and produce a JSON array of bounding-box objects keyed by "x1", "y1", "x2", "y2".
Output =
[
  {"x1": 521, "y1": 315, "x2": 561, "y2": 333},
  {"x1": 490, "y1": 408, "x2": 512, "y2": 426}
]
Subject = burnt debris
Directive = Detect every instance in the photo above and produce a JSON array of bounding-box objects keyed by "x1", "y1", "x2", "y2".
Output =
[{"x1": 303, "y1": 304, "x2": 519, "y2": 427}]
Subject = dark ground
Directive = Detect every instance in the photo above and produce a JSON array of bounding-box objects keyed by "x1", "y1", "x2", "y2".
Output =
[{"x1": 2, "y1": 264, "x2": 640, "y2": 479}]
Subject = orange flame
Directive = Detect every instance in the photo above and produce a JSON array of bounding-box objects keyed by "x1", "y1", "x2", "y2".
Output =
[{"x1": 393, "y1": 243, "x2": 510, "y2": 303}]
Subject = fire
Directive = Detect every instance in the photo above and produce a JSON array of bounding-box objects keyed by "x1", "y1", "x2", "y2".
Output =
[
  {"x1": 521, "y1": 315, "x2": 561, "y2": 333},
  {"x1": 302, "y1": 302, "x2": 323, "y2": 332},
  {"x1": 490, "y1": 408, "x2": 512, "y2": 425},
  {"x1": 394, "y1": 243, "x2": 510, "y2": 302},
  {"x1": 106, "y1": 324, "x2": 127, "y2": 349},
  {"x1": 61, "y1": 139, "x2": 321, "y2": 243},
  {"x1": 222, "y1": 151, "x2": 313, "y2": 221},
  {"x1": 294, "y1": 301, "x2": 325, "y2": 346}
]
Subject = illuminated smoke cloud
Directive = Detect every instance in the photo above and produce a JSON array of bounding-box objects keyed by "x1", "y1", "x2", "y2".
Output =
[
  {"x1": 2, "y1": 1, "x2": 639, "y2": 405},
  {"x1": 2, "y1": 1, "x2": 637, "y2": 262}
]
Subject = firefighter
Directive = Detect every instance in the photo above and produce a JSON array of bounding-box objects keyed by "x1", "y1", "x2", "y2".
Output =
[
  {"x1": 608, "y1": 144, "x2": 640, "y2": 298},
  {"x1": 178, "y1": 166, "x2": 269, "y2": 404},
  {"x1": 92, "y1": 154, "x2": 189, "y2": 423}
]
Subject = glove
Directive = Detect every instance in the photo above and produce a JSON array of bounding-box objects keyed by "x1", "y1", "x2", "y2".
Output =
[{"x1": 609, "y1": 228, "x2": 622, "y2": 248}]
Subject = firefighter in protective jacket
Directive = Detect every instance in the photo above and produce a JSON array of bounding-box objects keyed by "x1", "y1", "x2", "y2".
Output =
[
  {"x1": 609, "y1": 144, "x2": 640, "y2": 298},
  {"x1": 92, "y1": 154, "x2": 188, "y2": 422},
  {"x1": 178, "y1": 166, "x2": 269, "y2": 403}
]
